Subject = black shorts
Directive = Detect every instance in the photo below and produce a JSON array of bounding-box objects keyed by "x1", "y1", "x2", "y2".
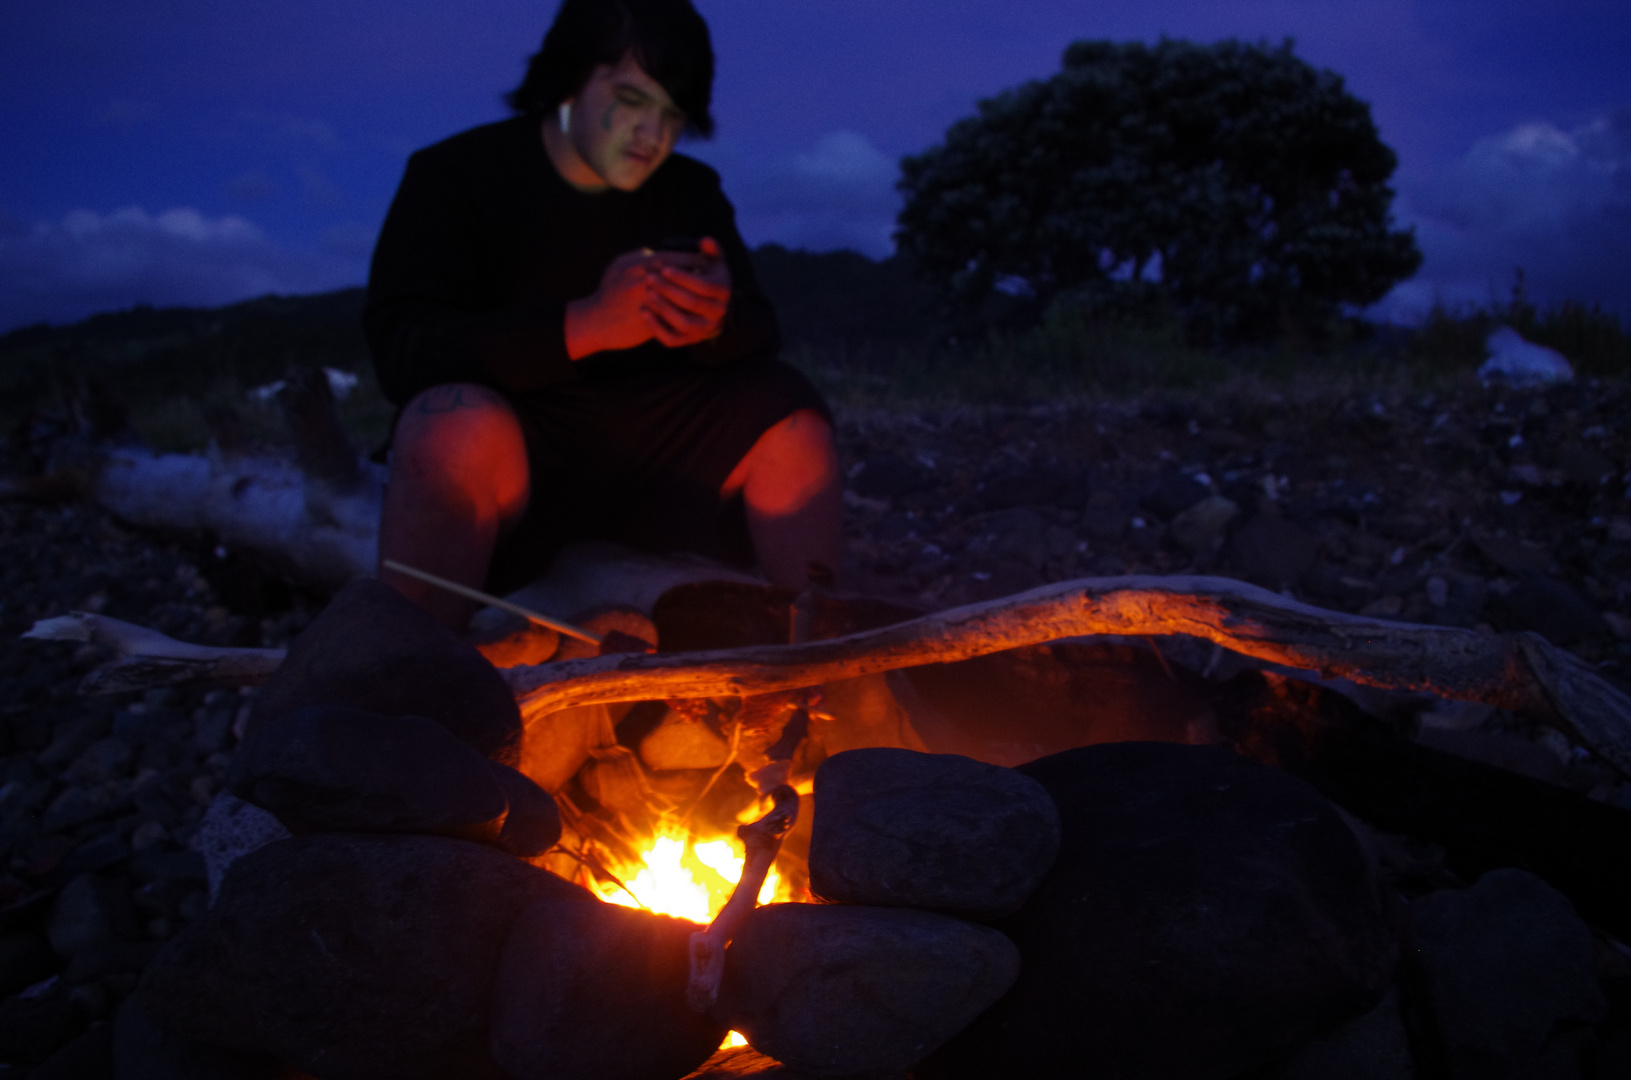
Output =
[{"x1": 483, "y1": 356, "x2": 830, "y2": 596}]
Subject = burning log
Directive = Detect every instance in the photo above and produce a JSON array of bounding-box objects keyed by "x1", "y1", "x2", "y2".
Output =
[{"x1": 505, "y1": 575, "x2": 1631, "y2": 779}]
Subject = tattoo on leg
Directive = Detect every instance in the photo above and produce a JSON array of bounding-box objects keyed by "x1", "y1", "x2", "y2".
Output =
[{"x1": 418, "y1": 387, "x2": 483, "y2": 415}]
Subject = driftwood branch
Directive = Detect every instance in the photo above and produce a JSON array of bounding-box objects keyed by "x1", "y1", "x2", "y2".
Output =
[
  {"x1": 92, "y1": 447, "x2": 382, "y2": 594},
  {"x1": 24, "y1": 612, "x2": 286, "y2": 693},
  {"x1": 30, "y1": 574, "x2": 1631, "y2": 778},
  {"x1": 506, "y1": 575, "x2": 1631, "y2": 778},
  {"x1": 687, "y1": 784, "x2": 799, "y2": 1012}
]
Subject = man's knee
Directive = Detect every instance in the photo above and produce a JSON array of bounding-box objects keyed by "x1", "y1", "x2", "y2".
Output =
[
  {"x1": 392, "y1": 384, "x2": 528, "y2": 513},
  {"x1": 733, "y1": 409, "x2": 839, "y2": 515}
]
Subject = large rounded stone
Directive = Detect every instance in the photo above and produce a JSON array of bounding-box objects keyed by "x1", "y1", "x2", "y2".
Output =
[
  {"x1": 715, "y1": 903, "x2": 1019, "y2": 1079},
  {"x1": 115, "y1": 996, "x2": 301, "y2": 1079},
  {"x1": 920, "y1": 742, "x2": 1396, "y2": 1080},
  {"x1": 139, "y1": 834, "x2": 592, "y2": 1080},
  {"x1": 1269, "y1": 988, "x2": 1415, "y2": 1080},
  {"x1": 808, "y1": 748, "x2": 1059, "y2": 918},
  {"x1": 249, "y1": 579, "x2": 522, "y2": 765},
  {"x1": 1404, "y1": 868, "x2": 1608, "y2": 1080},
  {"x1": 489, "y1": 898, "x2": 726, "y2": 1080},
  {"x1": 229, "y1": 705, "x2": 509, "y2": 839},
  {"x1": 487, "y1": 759, "x2": 563, "y2": 857}
]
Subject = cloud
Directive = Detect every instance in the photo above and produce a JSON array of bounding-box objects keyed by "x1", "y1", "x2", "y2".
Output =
[
  {"x1": 1376, "y1": 110, "x2": 1631, "y2": 321},
  {"x1": 0, "y1": 206, "x2": 365, "y2": 331},
  {"x1": 716, "y1": 131, "x2": 903, "y2": 258},
  {"x1": 225, "y1": 169, "x2": 282, "y2": 203},
  {"x1": 319, "y1": 221, "x2": 379, "y2": 261},
  {"x1": 236, "y1": 109, "x2": 342, "y2": 151},
  {"x1": 296, "y1": 165, "x2": 347, "y2": 209}
]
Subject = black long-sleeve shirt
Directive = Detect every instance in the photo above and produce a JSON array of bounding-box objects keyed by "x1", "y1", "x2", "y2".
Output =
[{"x1": 365, "y1": 115, "x2": 779, "y2": 406}]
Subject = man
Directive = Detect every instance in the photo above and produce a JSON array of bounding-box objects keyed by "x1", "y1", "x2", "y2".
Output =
[{"x1": 366, "y1": 0, "x2": 840, "y2": 630}]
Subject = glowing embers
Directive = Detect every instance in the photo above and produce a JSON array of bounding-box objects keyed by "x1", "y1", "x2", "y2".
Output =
[{"x1": 591, "y1": 826, "x2": 783, "y2": 923}]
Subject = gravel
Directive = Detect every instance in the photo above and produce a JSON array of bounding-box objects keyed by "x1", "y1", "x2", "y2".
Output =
[{"x1": 0, "y1": 371, "x2": 1627, "y2": 1067}]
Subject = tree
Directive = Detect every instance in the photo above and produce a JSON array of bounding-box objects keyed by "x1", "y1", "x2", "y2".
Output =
[{"x1": 895, "y1": 39, "x2": 1423, "y2": 343}]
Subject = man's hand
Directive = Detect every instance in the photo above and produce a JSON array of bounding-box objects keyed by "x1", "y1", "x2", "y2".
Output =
[
  {"x1": 564, "y1": 249, "x2": 660, "y2": 359},
  {"x1": 563, "y1": 238, "x2": 733, "y2": 360},
  {"x1": 644, "y1": 236, "x2": 732, "y2": 347}
]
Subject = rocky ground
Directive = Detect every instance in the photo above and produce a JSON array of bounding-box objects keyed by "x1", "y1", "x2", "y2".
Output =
[
  {"x1": 0, "y1": 370, "x2": 1628, "y2": 1072},
  {"x1": 838, "y1": 374, "x2": 1631, "y2": 678}
]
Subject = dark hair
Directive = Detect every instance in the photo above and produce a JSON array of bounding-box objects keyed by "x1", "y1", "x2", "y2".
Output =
[{"x1": 506, "y1": 0, "x2": 715, "y2": 137}]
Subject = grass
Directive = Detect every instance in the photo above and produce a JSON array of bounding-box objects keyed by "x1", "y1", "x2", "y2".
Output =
[
  {"x1": 4, "y1": 282, "x2": 1626, "y2": 459},
  {"x1": 0, "y1": 289, "x2": 395, "y2": 459},
  {"x1": 788, "y1": 292, "x2": 1631, "y2": 414},
  {"x1": 1406, "y1": 272, "x2": 1631, "y2": 381},
  {"x1": 789, "y1": 309, "x2": 1230, "y2": 412}
]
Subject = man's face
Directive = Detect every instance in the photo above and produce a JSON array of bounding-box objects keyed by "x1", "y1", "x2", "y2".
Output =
[{"x1": 569, "y1": 53, "x2": 686, "y2": 192}]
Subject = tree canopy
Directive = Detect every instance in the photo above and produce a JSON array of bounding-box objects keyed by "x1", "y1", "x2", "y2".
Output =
[{"x1": 895, "y1": 38, "x2": 1423, "y2": 342}]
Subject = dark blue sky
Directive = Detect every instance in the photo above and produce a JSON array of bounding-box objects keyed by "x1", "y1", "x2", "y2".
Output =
[{"x1": 2, "y1": 0, "x2": 1628, "y2": 331}]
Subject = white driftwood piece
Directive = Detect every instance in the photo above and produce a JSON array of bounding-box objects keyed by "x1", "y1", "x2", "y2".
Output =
[
  {"x1": 24, "y1": 611, "x2": 287, "y2": 692},
  {"x1": 90, "y1": 442, "x2": 760, "y2": 605},
  {"x1": 91, "y1": 446, "x2": 384, "y2": 595},
  {"x1": 505, "y1": 575, "x2": 1631, "y2": 780},
  {"x1": 89, "y1": 436, "x2": 762, "y2": 615}
]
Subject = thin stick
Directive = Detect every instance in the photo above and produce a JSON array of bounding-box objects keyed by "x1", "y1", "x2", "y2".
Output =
[
  {"x1": 557, "y1": 844, "x2": 646, "y2": 909},
  {"x1": 382, "y1": 559, "x2": 602, "y2": 645},
  {"x1": 681, "y1": 714, "x2": 743, "y2": 828}
]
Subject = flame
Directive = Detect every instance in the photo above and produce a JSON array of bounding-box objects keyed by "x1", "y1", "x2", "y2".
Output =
[{"x1": 591, "y1": 825, "x2": 785, "y2": 923}]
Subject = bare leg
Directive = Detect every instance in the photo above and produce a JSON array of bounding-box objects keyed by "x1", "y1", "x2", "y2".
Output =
[
  {"x1": 721, "y1": 409, "x2": 842, "y2": 592},
  {"x1": 378, "y1": 384, "x2": 530, "y2": 631}
]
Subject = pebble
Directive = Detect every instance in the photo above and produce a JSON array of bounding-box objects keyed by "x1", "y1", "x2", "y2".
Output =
[
  {"x1": 1170, "y1": 494, "x2": 1239, "y2": 554},
  {"x1": 48, "y1": 874, "x2": 139, "y2": 959},
  {"x1": 1229, "y1": 512, "x2": 1321, "y2": 590},
  {"x1": 67, "y1": 737, "x2": 134, "y2": 785}
]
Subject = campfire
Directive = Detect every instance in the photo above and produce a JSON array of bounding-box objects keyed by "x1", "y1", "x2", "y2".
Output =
[
  {"x1": 586, "y1": 827, "x2": 790, "y2": 922},
  {"x1": 27, "y1": 561, "x2": 1631, "y2": 1080}
]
